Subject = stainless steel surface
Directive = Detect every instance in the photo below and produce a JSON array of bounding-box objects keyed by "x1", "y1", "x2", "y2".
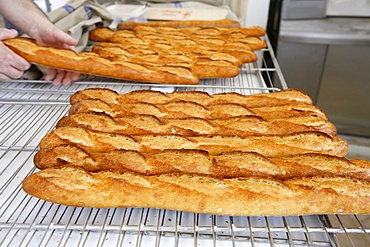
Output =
[
  {"x1": 1, "y1": 36, "x2": 369, "y2": 247},
  {"x1": 315, "y1": 44, "x2": 370, "y2": 137},
  {"x1": 279, "y1": 18, "x2": 370, "y2": 45},
  {"x1": 281, "y1": 0, "x2": 327, "y2": 20},
  {"x1": 276, "y1": 17, "x2": 370, "y2": 137}
]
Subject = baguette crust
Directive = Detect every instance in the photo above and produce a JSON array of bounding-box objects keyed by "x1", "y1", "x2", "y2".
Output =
[
  {"x1": 91, "y1": 25, "x2": 266, "y2": 51},
  {"x1": 69, "y1": 99, "x2": 328, "y2": 120},
  {"x1": 92, "y1": 41, "x2": 244, "y2": 67},
  {"x1": 116, "y1": 20, "x2": 243, "y2": 30},
  {"x1": 56, "y1": 113, "x2": 337, "y2": 136},
  {"x1": 39, "y1": 126, "x2": 348, "y2": 157},
  {"x1": 34, "y1": 147, "x2": 370, "y2": 181},
  {"x1": 69, "y1": 88, "x2": 313, "y2": 107},
  {"x1": 91, "y1": 42, "x2": 242, "y2": 78},
  {"x1": 4, "y1": 38, "x2": 199, "y2": 85},
  {"x1": 22, "y1": 166, "x2": 370, "y2": 216},
  {"x1": 99, "y1": 31, "x2": 258, "y2": 64}
]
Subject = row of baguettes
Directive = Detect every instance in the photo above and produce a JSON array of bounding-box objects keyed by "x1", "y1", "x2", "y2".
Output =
[
  {"x1": 89, "y1": 25, "x2": 267, "y2": 51},
  {"x1": 4, "y1": 21, "x2": 267, "y2": 85},
  {"x1": 69, "y1": 99, "x2": 328, "y2": 120},
  {"x1": 116, "y1": 19, "x2": 243, "y2": 30},
  {"x1": 86, "y1": 21, "x2": 266, "y2": 83},
  {"x1": 90, "y1": 42, "x2": 247, "y2": 79},
  {"x1": 39, "y1": 127, "x2": 348, "y2": 157},
  {"x1": 22, "y1": 166, "x2": 370, "y2": 216},
  {"x1": 56, "y1": 113, "x2": 337, "y2": 137},
  {"x1": 69, "y1": 88, "x2": 313, "y2": 106},
  {"x1": 23, "y1": 88, "x2": 370, "y2": 215},
  {"x1": 34, "y1": 147, "x2": 370, "y2": 181},
  {"x1": 4, "y1": 37, "x2": 199, "y2": 85}
]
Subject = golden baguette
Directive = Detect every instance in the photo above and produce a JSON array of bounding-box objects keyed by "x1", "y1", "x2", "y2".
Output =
[
  {"x1": 34, "y1": 146, "x2": 370, "y2": 181},
  {"x1": 93, "y1": 42, "x2": 244, "y2": 67},
  {"x1": 39, "y1": 126, "x2": 348, "y2": 157},
  {"x1": 130, "y1": 26, "x2": 266, "y2": 51},
  {"x1": 103, "y1": 32, "x2": 258, "y2": 64},
  {"x1": 116, "y1": 20, "x2": 243, "y2": 30},
  {"x1": 69, "y1": 99, "x2": 328, "y2": 120},
  {"x1": 56, "y1": 113, "x2": 337, "y2": 136},
  {"x1": 69, "y1": 88, "x2": 313, "y2": 107},
  {"x1": 91, "y1": 42, "x2": 242, "y2": 78},
  {"x1": 4, "y1": 37, "x2": 199, "y2": 85},
  {"x1": 22, "y1": 165, "x2": 370, "y2": 215},
  {"x1": 138, "y1": 25, "x2": 266, "y2": 37},
  {"x1": 89, "y1": 27, "x2": 115, "y2": 42},
  {"x1": 105, "y1": 24, "x2": 266, "y2": 50},
  {"x1": 93, "y1": 41, "x2": 245, "y2": 67}
]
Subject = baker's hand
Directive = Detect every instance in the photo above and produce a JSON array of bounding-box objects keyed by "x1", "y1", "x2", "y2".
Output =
[
  {"x1": 44, "y1": 68, "x2": 80, "y2": 86},
  {"x1": 32, "y1": 23, "x2": 80, "y2": 85},
  {"x1": 0, "y1": 28, "x2": 30, "y2": 81}
]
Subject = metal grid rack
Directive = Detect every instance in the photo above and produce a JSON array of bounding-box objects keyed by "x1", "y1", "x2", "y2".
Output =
[{"x1": 1, "y1": 37, "x2": 369, "y2": 247}]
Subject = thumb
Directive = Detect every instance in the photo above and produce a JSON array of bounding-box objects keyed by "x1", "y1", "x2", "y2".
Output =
[{"x1": 0, "y1": 28, "x2": 19, "y2": 41}]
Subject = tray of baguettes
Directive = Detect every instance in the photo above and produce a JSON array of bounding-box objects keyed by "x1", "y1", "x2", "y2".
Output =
[
  {"x1": 4, "y1": 19, "x2": 266, "y2": 85},
  {"x1": 6, "y1": 20, "x2": 370, "y2": 216}
]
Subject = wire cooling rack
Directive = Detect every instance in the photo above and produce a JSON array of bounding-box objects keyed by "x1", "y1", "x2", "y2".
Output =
[{"x1": 1, "y1": 36, "x2": 369, "y2": 247}]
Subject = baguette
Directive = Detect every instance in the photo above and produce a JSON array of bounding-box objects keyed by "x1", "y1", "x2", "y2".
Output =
[
  {"x1": 93, "y1": 25, "x2": 266, "y2": 51},
  {"x1": 4, "y1": 37, "x2": 199, "y2": 85},
  {"x1": 68, "y1": 99, "x2": 328, "y2": 120},
  {"x1": 116, "y1": 20, "x2": 242, "y2": 30},
  {"x1": 34, "y1": 146, "x2": 370, "y2": 181},
  {"x1": 56, "y1": 113, "x2": 337, "y2": 136},
  {"x1": 39, "y1": 126, "x2": 348, "y2": 157},
  {"x1": 69, "y1": 88, "x2": 313, "y2": 107},
  {"x1": 22, "y1": 165, "x2": 370, "y2": 216},
  {"x1": 103, "y1": 31, "x2": 258, "y2": 64},
  {"x1": 131, "y1": 26, "x2": 266, "y2": 51},
  {"x1": 91, "y1": 42, "x2": 242, "y2": 78},
  {"x1": 88, "y1": 27, "x2": 115, "y2": 42},
  {"x1": 93, "y1": 42, "x2": 244, "y2": 67}
]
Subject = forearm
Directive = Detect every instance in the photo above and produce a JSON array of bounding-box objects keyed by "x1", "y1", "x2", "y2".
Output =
[{"x1": 0, "y1": 0, "x2": 51, "y2": 36}]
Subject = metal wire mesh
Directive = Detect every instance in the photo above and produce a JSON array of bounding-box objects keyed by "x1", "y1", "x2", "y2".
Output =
[{"x1": 1, "y1": 36, "x2": 369, "y2": 247}]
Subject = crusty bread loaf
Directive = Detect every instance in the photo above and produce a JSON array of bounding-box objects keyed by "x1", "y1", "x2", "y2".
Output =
[
  {"x1": 69, "y1": 99, "x2": 328, "y2": 120},
  {"x1": 69, "y1": 88, "x2": 313, "y2": 107},
  {"x1": 91, "y1": 42, "x2": 242, "y2": 78},
  {"x1": 39, "y1": 126, "x2": 348, "y2": 157},
  {"x1": 88, "y1": 27, "x2": 115, "y2": 42},
  {"x1": 94, "y1": 24, "x2": 266, "y2": 49},
  {"x1": 96, "y1": 30, "x2": 259, "y2": 64},
  {"x1": 4, "y1": 37, "x2": 199, "y2": 85},
  {"x1": 116, "y1": 19, "x2": 242, "y2": 30},
  {"x1": 56, "y1": 113, "x2": 337, "y2": 136},
  {"x1": 34, "y1": 146, "x2": 370, "y2": 181},
  {"x1": 92, "y1": 39, "x2": 246, "y2": 66},
  {"x1": 92, "y1": 42, "x2": 244, "y2": 67},
  {"x1": 92, "y1": 24, "x2": 259, "y2": 42},
  {"x1": 22, "y1": 165, "x2": 370, "y2": 216},
  {"x1": 90, "y1": 25, "x2": 266, "y2": 53}
]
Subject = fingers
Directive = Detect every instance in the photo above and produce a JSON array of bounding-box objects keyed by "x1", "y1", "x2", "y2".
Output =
[
  {"x1": 34, "y1": 25, "x2": 78, "y2": 49},
  {"x1": 0, "y1": 28, "x2": 18, "y2": 40},
  {"x1": 0, "y1": 40, "x2": 31, "y2": 81},
  {"x1": 44, "y1": 68, "x2": 80, "y2": 86}
]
